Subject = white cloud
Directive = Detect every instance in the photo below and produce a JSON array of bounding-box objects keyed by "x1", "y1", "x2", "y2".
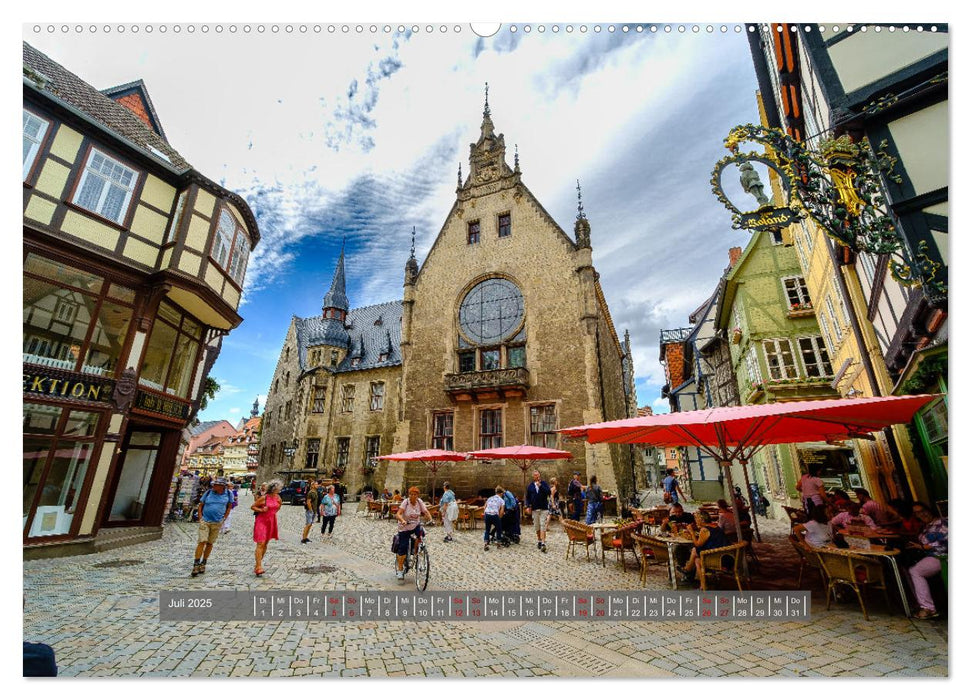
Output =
[{"x1": 228, "y1": 407, "x2": 241, "y2": 415}]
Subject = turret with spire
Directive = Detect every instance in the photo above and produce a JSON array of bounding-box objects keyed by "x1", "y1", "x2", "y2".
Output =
[
  {"x1": 465, "y1": 82, "x2": 513, "y2": 189},
  {"x1": 322, "y1": 241, "x2": 349, "y2": 321},
  {"x1": 251, "y1": 396, "x2": 260, "y2": 418}
]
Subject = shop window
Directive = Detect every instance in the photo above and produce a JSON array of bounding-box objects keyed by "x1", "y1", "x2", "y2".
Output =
[
  {"x1": 529, "y1": 404, "x2": 557, "y2": 448},
  {"x1": 73, "y1": 148, "x2": 139, "y2": 225},
  {"x1": 23, "y1": 254, "x2": 134, "y2": 378},
  {"x1": 107, "y1": 431, "x2": 161, "y2": 522},
  {"x1": 213, "y1": 208, "x2": 251, "y2": 285},
  {"x1": 23, "y1": 109, "x2": 50, "y2": 180},
  {"x1": 480, "y1": 408, "x2": 502, "y2": 449},
  {"x1": 138, "y1": 300, "x2": 203, "y2": 398},
  {"x1": 797, "y1": 336, "x2": 833, "y2": 378},
  {"x1": 370, "y1": 382, "x2": 385, "y2": 411},
  {"x1": 23, "y1": 404, "x2": 99, "y2": 538},
  {"x1": 762, "y1": 338, "x2": 798, "y2": 380},
  {"x1": 432, "y1": 412, "x2": 454, "y2": 451},
  {"x1": 335, "y1": 437, "x2": 350, "y2": 472}
]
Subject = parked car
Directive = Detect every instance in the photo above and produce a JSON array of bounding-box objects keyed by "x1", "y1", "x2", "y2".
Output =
[{"x1": 280, "y1": 480, "x2": 311, "y2": 506}]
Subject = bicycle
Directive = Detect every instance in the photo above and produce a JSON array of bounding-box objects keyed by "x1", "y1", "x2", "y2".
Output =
[{"x1": 396, "y1": 522, "x2": 431, "y2": 591}]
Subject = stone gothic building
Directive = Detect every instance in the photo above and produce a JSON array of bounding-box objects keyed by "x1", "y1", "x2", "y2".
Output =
[{"x1": 259, "y1": 99, "x2": 636, "y2": 500}]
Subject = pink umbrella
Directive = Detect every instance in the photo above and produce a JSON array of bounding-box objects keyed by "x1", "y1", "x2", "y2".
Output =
[
  {"x1": 468, "y1": 445, "x2": 572, "y2": 497},
  {"x1": 377, "y1": 449, "x2": 469, "y2": 504},
  {"x1": 560, "y1": 394, "x2": 937, "y2": 544}
]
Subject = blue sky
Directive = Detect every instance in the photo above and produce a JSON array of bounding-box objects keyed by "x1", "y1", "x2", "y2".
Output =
[{"x1": 25, "y1": 22, "x2": 761, "y2": 422}]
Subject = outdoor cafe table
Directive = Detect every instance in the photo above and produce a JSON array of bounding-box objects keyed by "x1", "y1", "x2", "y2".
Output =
[
  {"x1": 655, "y1": 533, "x2": 696, "y2": 588},
  {"x1": 818, "y1": 544, "x2": 910, "y2": 618}
]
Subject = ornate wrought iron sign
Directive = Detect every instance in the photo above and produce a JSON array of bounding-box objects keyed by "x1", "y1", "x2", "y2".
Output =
[{"x1": 711, "y1": 123, "x2": 944, "y2": 293}]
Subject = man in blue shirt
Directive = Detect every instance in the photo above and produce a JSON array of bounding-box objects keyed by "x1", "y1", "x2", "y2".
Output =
[
  {"x1": 663, "y1": 469, "x2": 686, "y2": 505},
  {"x1": 191, "y1": 477, "x2": 233, "y2": 577}
]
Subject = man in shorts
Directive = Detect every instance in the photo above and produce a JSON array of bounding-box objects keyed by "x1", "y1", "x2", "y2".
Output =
[
  {"x1": 191, "y1": 477, "x2": 233, "y2": 577},
  {"x1": 301, "y1": 480, "x2": 320, "y2": 543},
  {"x1": 525, "y1": 470, "x2": 552, "y2": 553}
]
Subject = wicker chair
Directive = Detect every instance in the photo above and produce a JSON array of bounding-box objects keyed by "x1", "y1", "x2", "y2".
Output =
[
  {"x1": 600, "y1": 523, "x2": 641, "y2": 570},
  {"x1": 562, "y1": 520, "x2": 595, "y2": 561},
  {"x1": 631, "y1": 532, "x2": 665, "y2": 587},
  {"x1": 366, "y1": 500, "x2": 384, "y2": 518},
  {"x1": 788, "y1": 534, "x2": 826, "y2": 589},
  {"x1": 697, "y1": 542, "x2": 747, "y2": 591},
  {"x1": 783, "y1": 506, "x2": 809, "y2": 532},
  {"x1": 813, "y1": 548, "x2": 891, "y2": 620}
]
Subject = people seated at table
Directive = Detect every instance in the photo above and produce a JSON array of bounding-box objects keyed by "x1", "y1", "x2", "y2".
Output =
[
  {"x1": 829, "y1": 488, "x2": 853, "y2": 512},
  {"x1": 391, "y1": 490, "x2": 402, "y2": 503},
  {"x1": 661, "y1": 504, "x2": 695, "y2": 534},
  {"x1": 678, "y1": 510, "x2": 730, "y2": 583},
  {"x1": 796, "y1": 464, "x2": 828, "y2": 512},
  {"x1": 853, "y1": 488, "x2": 901, "y2": 526},
  {"x1": 828, "y1": 501, "x2": 876, "y2": 535},
  {"x1": 715, "y1": 499, "x2": 736, "y2": 534},
  {"x1": 382, "y1": 488, "x2": 393, "y2": 501},
  {"x1": 890, "y1": 499, "x2": 924, "y2": 537},
  {"x1": 904, "y1": 502, "x2": 948, "y2": 620},
  {"x1": 792, "y1": 505, "x2": 833, "y2": 548}
]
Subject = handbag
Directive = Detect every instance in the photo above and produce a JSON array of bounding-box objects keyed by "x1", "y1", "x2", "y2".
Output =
[
  {"x1": 663, "y1": 491, "x2": 673, "y2": 504},
  {"x1": 391, "y1": 533, "x2": 400, "y2": 553},
  {"x1": 446, "y1": 502, "x2": 459, "y2": 521}
]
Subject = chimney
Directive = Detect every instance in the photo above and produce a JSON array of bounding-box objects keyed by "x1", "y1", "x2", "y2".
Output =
[{"x1": 728, "y1": 246, "x2": 743, "y2": 268}]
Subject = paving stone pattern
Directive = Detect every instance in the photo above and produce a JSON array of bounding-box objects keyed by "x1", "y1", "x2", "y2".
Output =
[{"x1": 23, "y1": 491, "x2": 948, "y2": 677}]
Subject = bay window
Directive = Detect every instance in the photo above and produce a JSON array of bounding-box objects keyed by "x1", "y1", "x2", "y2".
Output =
[
  {"x1": 73, "y1": 148, "x2": 139, "y2": 225},
  {"x1": 139, "y1": 300, "x2": 203, "y2": 398}
]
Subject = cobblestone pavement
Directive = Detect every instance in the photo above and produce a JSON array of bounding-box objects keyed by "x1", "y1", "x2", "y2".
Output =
[{"x1": 23, "y1": 492, "x2": 948, "y2": 678}]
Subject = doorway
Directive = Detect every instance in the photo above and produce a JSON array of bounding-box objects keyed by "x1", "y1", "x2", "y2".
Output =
[{"x1": 104, "y1": 429, "x2": 169, "y2": 526}]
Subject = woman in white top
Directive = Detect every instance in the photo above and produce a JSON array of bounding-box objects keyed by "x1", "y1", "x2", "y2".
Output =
[
  {"x1": 795, "y1": 464, "x2": 827, "y2": 512},
  {"x1": 793, "y1": 505, "x2": 833, "y2": 548}
]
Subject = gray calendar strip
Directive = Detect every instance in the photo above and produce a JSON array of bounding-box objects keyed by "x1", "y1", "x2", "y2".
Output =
[{"x1": 159, "y1": 591, "x2": 810, "y2": 621}]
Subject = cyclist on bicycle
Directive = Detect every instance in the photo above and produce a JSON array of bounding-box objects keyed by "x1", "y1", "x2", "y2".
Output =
[{"x1": 395, "y1": 486, "x2": 430, "y2": 580}]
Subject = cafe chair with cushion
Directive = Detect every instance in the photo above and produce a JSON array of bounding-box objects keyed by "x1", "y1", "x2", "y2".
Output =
[
  {"x1": 601, "y1": 522, "x2": 639, "y2": 570},
  {"x1": 813, "y1": 549, "x2": 891, "y2": 621},
  {"x1": 562, "y1": 520, "x2": 595, "y2": 561},
  {"x1": 697, "y1": 541, "x2": 747, "y2": 592},
  {"x1": 366, "y1": 500, "x2": 384, "y2": 518},
  {"x1": 782, "y1": 506, "x2": 809, "y2": 532},
  {"x1": 631, "y1": 532, "x2": 665, "y2": 587}
]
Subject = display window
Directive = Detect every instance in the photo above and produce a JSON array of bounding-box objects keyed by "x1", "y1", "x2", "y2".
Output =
[{"x1": 138, "y1": 300, "x2": 203, "y2": 398}]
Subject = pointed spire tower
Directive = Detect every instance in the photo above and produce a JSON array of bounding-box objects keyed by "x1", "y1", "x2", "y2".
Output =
[
  {"x1": 251, "y1": 396, "x2": 260, "y2": 418},
  {"x1": 322, "y1": 242, "x2": 349, "y2": 321},
  {"x1": 465, "y1": 82, "x2": 513, "y2": 188},
  {"x1": 575, "y1": 179, "x2": 591, "y2": 248}
]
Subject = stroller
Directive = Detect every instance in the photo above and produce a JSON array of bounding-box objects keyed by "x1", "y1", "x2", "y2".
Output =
[{"x1": 499, "y1": 491, "x2": 521, "y2": 545}]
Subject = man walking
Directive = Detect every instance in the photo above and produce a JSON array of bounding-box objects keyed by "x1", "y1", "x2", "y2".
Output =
[
  {"x1": 568, "y1": 471, "x2": 584, "y2": 521},
  {"x1": 663, "y1": 469, "x2": 686, "y2": 505},
  {"x1": 191, "y1": 477, "x2": 233, "y2": 577},
  {"x1": 525, "y1": 470, "x2": 551, "y2": 553},
  {"x1": 585, "y1": 475, "x2": 603, "y2": 524},
  {"x1": 301, "y1": 480, "x2": 320, "y2": 543},
  {"x1": 483, "y1": 486, "x2": 506, "y2": 551}
]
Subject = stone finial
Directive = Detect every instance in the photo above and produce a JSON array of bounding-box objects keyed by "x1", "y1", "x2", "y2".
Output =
[
  {"x1": 575, "y1": 179, "x2": 591, "y2": 248},
  {"x1": 576, "y1": 180, "x2": 586, "y2": 221},
  {"x1": 410, "y1": 226, "x2": 416, "y2": 259},
  {"x1": 514, "y1": 144, "x2": 520, "y2": 172},
  {"x1": 457, "y1": 163, "x2": 463, "y2": 188},
  {"x1": 484, "y1": 81, "x2": 490, "y2": 117}
]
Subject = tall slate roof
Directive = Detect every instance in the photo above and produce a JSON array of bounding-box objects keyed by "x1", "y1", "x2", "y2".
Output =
[
  {"x1": 23, "y1": 42, "x2": 190, "y2": 171},
  {"x1": 295, "y1": 300, "x2": 403, "y2": 374},
  {"x1": 322, "y1": 248, "x2": 349, "y2": 312}
]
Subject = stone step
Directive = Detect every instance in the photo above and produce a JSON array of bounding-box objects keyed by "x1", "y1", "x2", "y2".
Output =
[{"x1": 93, "y1": 526, "x2": 164, "y2": 553}]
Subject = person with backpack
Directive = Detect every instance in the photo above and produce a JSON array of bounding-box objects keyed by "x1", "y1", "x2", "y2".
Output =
[
  {"x1": 190, "y1": 477, "x2": 233, "y2": 577},
  {"x1": 663, "y1": 469, "x2": 686, "y2": 505}
]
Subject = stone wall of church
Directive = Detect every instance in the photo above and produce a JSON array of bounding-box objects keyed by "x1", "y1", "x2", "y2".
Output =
[
  {"x1": 395, "y1": 179, "x2": 621, "y2": 499},
  {"x1": 257, "y1": 319, "x2": 303, "y2": 485}
]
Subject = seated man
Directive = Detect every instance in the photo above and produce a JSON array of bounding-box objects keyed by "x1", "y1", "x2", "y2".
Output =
[
  {"x1": 853, "y1": 488, "x2": 901, "y2": 526},
  {"x1": 661, "y1": 503, "x2": 695, "y2": 533},
  {"x1": 679, "y1": 510, "x2": 730, "y2": 583}
]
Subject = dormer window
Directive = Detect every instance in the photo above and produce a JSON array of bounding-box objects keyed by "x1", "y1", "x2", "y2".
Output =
[
  {"x1": 351, "y1": 357, "x2": 361, "y2": 367},
  {"x1": 378, "y1": 352, "x2": 388, "y2": 363},
  {"x1": 73, "y1": 148, "x2": 139, "y2": 225}
]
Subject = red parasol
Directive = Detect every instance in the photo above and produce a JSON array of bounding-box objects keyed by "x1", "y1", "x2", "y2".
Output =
[
  {"x1": 560, "y1": 394, "x2": 937, "y2": 545},
  {"x1": 377, "y1": 449, "x2": 469, "y2": 504},
  {"x1": 468, "y1": 445, "x2": 572, "y2": 497}
]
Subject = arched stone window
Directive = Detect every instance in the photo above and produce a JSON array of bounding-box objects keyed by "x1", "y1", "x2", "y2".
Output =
[{"x1": 456, "y1": 277, "x2": 526, "y2": 372}]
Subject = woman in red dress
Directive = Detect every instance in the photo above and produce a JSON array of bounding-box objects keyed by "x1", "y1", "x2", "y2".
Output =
[{"x1": 252, "y1": 480, "x2": 282, "y2": 576}]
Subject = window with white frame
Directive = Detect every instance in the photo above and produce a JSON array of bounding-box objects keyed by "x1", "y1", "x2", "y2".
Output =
[
  {"x1": 164, "y1": 191, "x2": 187, "y2": 245},
  {"x1": 745, "y1": 346, "x2": 762, "y2": 386},
  {"x1": 369, "y1": 382, "x2": 385, "y2": 411},
  {"x1": 529, "y1": 404, "x2": 557, "y2": 448},
  {"x1": 213, "y1": 208, "x2": 250, "y2": 284},
  {"x1": 23, "y1": 110, "x2": 50, "y2": 180},
  {"x1": 762, "y1": 338, "x2": 798, "y2": 380},
  {"x1": 818, "y1": 312, "x2": 834, "y2": 353},
  {"x1": 73, "y1": 149, "x2": 138, "y2": 224},
  {"x1": 797, "y1": 336, "x2": 833, "y2": 378},
  {"x1": 340, "y1": 384, "x2": 355, "y2": 413},
  {"x1": 836, "y1": 290, "x2": 851, "y2": 326},
  {"x1": 432, "y1": 412, "x2": 454, "y2": 451},
  {"x1": 825, "y1": 297, "x2": 843, "y2": 341},
  {"x1": 782, "y1": 277, "x2": 811, "y2": 308}
]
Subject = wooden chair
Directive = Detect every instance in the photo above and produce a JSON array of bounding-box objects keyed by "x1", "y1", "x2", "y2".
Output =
[
  {"x1": 562, "y1": 520, "x2": 595, "y2": 561},
  {"x1": 697, "y1": 542, "x2": 747, "y2": 592},
  {"x1": 631, "y1": 532, "x2": 663, "y2": 587},
  {"x1": 788, "y1": 534, "x2": 826, "y2": 589},
  {"x1": 813, "y1": 548, "x2": 891, "y2": 621},
  {"x1": 598, "y1": 524, "x2": 623, "y2": 569}
]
